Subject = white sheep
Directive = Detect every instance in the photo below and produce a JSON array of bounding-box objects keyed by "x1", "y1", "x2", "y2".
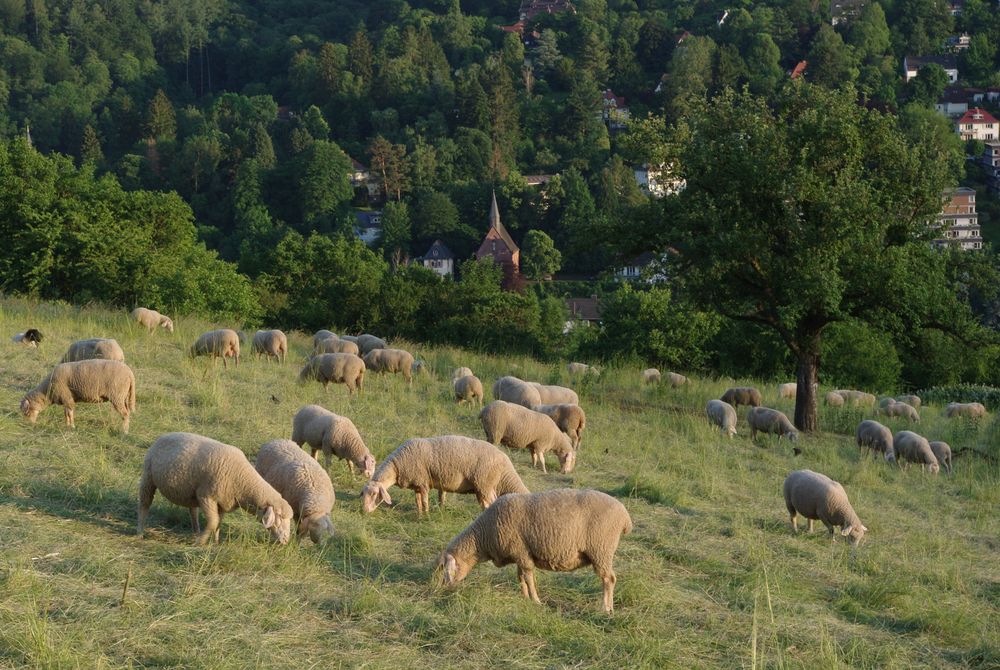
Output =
[
  {"x1": 291, "y1": 404, "x2": 375, "y2": 477},
  {"x1": 532, "y1": 403, "x2": 587, "y2": 448},
  {"x1": 11, "y1": 328, "x2": 43, "y2": 347},
  {"x1": 929, "y1": 441, "x2": 953, "y2": 475},
  {"x1": 492, "y1": 375, "x2": 542, "y2": 408},
  {"x1": 191, "y1": 329, "x2": 241, "y2": 368},
  {"x1": 480, "y1": 400, "x2": 576, "y2": 474},
  {"x1": 877, "y1": 397, "x2": 896, "y2": 414},
  {"x1": 896, "y1": 394, "x2": 921, "y2": 409},
  {"x1": 255, "y1": 438, "x2": 335, "y2": 543},
  {"x1": 251, "y1": 329, "x2": 288, "y2": 363},
  {"x1": 356, "y1": 333, "x2": 387, "y2": 355},
  {"x1": 529, "y1": 382, "x2": 579, "y2": 405},
  {"x1": 131, "y1": 307, "x2": 174, "y2": 333},
  {"x1": 944, "y1": 402, "x2": 987, "y2": 419},
  {"x1": 453, "y1": 366, "x2": 474, "y2": 380},
  {"x1": 783, "y1": 469, "x2": 867, "y2": 546},
  {"x1": 721, "y1": 387, "x2": 762, "y2": 408},
  {"x1": 454, "y1": 375, "x2": 484, "y2": 407},
  {"x1": 706, "y1": 399, "x2": 737, "y2": 437},
  {"x1": 20, "y1": 359, "x2": 135, "y2": 432},
  {"x1": 61, "y1": 338, "x2": 125, "y2": 363},
  {"x1": 439, "y1": 489, "x2": 632, "y2": 613},
  {"x1": 298, "y1": 353, "x2": 366, "y2": 394},
  {"x1": 778, "y1": 382, "x2": 797, "y2": 399},
  {"x1": 313, "y1": 330, "x2": 338, "y2": 349},
  {"x1": 665, "y1": 372, "x2": 688, "y2": 387},
  {"x1": 642, "y1": 368, "x2": 661, "y2": 384},
  {"x1": 363, "y1": 348, "x2": 415, "y2": 384},
  {"x1": 314, "y1": 336, "x2": 359, "y2": 356},
  {"x1": 567, "y1": 362, "x2": 599, "y2": 378},
  {"x1": 747, "y1": 407, "x2": 799, "y2": 443},
  {"x1": 137, "y1": 432, "x2": 293, "y2": 545},
  {"x1": 834, "y1": 390, "x2": 877, "y2": 407},
  {"x1": 824, "y1": 391, "x2": 845, "y2": 407},
  {"x1": 855, "y1": 420, "x2": 895, "y2": 462},
  {"x1": 893, "y1": 431, "x2": 940, "y2": 474},
  {"x1": 360, "y1": 435, "x2": 529, "y2": 514},
  {"x1": 883, "y1": 401, "x2": 920, "y2": 423}
]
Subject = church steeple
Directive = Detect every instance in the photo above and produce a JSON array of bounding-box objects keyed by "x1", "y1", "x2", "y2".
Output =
[{"x1": 488, "y1": 189, "x2": 501, "y2": 229}]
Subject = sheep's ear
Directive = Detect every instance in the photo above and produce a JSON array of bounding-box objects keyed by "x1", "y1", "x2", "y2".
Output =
[
  {"x1": 840, "y1": 525, "x2": 853, "y2": 536},
  {"x1": 379, "y1": 486, "x2": 392, "y2": 506},
  {"x1": 262, "y1": 506, "x2": 277, "y2": 529}
]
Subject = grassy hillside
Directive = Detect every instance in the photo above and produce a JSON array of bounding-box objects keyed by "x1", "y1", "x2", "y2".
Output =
[{"x1": 1, "y1": 298, "x2": 998, "y2": 669}]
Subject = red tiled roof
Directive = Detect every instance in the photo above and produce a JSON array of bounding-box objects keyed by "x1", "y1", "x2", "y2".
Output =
[
  {"x1": 790, "y1": 60, "x2": 807, "y2": 80},
  {"x1": 957, "y1": 108, "x2": 999, "y2": 125}
]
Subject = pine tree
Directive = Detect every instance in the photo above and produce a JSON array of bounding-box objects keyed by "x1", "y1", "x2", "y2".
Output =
[
  {"x1": 348, "y1": 28, "x2": 374, "y2": 84},
  {"x1": 145, "y1": 89, "x2": 176, "y2": 141},
  {"x1": 80, "y1": 125, "x2": 103, "y2": 165}
]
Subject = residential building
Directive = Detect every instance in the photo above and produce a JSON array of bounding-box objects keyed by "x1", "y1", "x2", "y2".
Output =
[
  {"x1": 601, "y1": 89, "x2": 630, "y2": 131},
  {"x1": 519, "y1": 0, "x2": 575, "y2": 21},
  {"x1": 617, "y1": 252, "x2": 655, "y2": 281},
  {"x1": 416, "y1": 239, "x2": 455, "y2": 277},
  {"x1": 475, "y1": 191, "x2": 521, "y2": 288},
  {"x1": 945, "y1": 33, "x2": 972, "y2": 52},
  {"x1": 564, "y1": 297, "x2": 602, "y2": 332},
  {"x1": 353, "y1": 211, "x2": 383, "y2": 247},
  {"x1": 634, "y1": 164, "x2": 685, "y2": 198},
  {"x1": 935, "y1": 87, "x2": 971, "y2": 117},
  {"x1": 831, "y1": 0, "x2": 866, "y2": 25},
  {"x1": 903, "y1": 55, "x2": 959, "y2": 83},
  {"x1": 934, "y1": 187, "x2": 983, "y2": 251},
  {"x1": 350, "y1": 158, "x2": 379, "y2": 199},
  {"x1": 982, "y1": 142, "x2": 1000, "y2": 193},
  {"x1": 956, "y1": 108, "x2": 999, "y2": 141},
  {"x1": 524, "y1": 174, "x2": 554, "y2": 187}
]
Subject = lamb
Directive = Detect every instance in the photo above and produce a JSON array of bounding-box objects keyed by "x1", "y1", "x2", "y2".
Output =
[
  {"x1": 783, "y1": 470, "x2": 867, "y2": 546},
  {"x1": 291, "y1": 404, "x2": 375, "y2": 477},
  {"x1": 439, "y1": 489, "x2": 632, "y2": 613},
  {"x1": 778, "y1": 382, "x2": 797, "y2": 399},
  {"x1": 883, "y1": 401, "x2": 920, "y2": 423},
  {"x1": 721, "y1": 387, "x2": 762, "y2": 408},
  {"x1": 855, "y1": 420, "x2": 895, "y2": 462},
  {"x1": 532, "y1": 403, "x2": 587, "y2": 448},
  {"x1": 360, "y1": 435, "x2": 529, "y2": 514},
  {"x1": 896, "y1": 394, "x2": 921, "y2": 409},
  {"x1": 255, "y1": 438, "x2": 335, "y2": 543},
  {"x1": 492, "y1": 375, "x2": 542, "y2": 408},
  {"x1": 944, "y1": 402, "x2": 987, "y2": 419},
  {"x1": 363, "y1": 348, "x2": 415, "y2": 384},
  {"x1": 528, "y1": 382, "x2": 579, "y2": 405},
  {"x1": 824, "y1": 391, "x2": 845, "y2": 407},
  {"x1": 706, "y1": 399, "x2": 737, "y2": 437},
  {"x1": 893, "y1": 431, "x2": 940, "y2": 474},
  {"x1": 666, "y1": 372, "x2": 688, "y2": 387},
  {"x1": 131, "y1": 307, "x2": 174, "y2": 333},
  {"x1": 454, "y1": 374, "x2": 485, "y2": 407},
  {"x1": 356, "y1": 333, "x2": 387, "y2": 355},
  {"x1": 137, "y1": 432, "x2": 293, "y2": 545},
  {"x1": 191, "y1": 329, "x2": 241, "y2": 368},
  {"x1": 314, "y1": 336, "x2": 359, "y2": 356},
  {"x1": 61, "y1": 338, "x2": 125, "y2": 363},
  {"x1": 297, "y1": 353, "x2": 366, "y2": 394},
  {"x1": 452, "y1": 366, "x2": 474, "y2": 380},
  {"x1": 747, "y1": 407, "x2": 799, "y2": 443},
  {"x1": 12, "y1": 328, "x2": 43, "y2": 347},
  {"x1": 20, "y1": 359, "x2": 135, "y2": 432},
  {"x1": 479, "y1": 400, "x2": 576, "y2": 474},
  {"x1": 251, "y1": 329, "x2": 288, "y2": 363},
  {"x1": 642, "y1": 368, "x2": 661, "y2": 384},
  {"x1": 929, "y1": 441, "x2": 953, "y2": 475},
  {"x1": 567, "y1": 362, "x2": 599, "y2": 378}
]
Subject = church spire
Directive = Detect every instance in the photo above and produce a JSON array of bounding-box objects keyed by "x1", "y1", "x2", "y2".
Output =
[{"x1": 489, "y1": 189, "x2": 501, "y2": 229}]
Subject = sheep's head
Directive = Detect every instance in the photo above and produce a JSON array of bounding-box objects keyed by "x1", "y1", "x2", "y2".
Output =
[
  {"x1": 786, "y1": 430, "x2": 799, "y2": 443},
  {"x1": 883, "y1": 449, "x2": 896, "y2": 465},
  {"x1": 361, "y1": 454, "x2": 376, "y2": 479},
  {"x1": 360, "y1": 481, "x2": 391, "y2": 513},
  {"x1": 558, "y1": 438, "x2": 576, "y2": 474},
  {"x1": 304, "y1": 514, "x2": 335, "y2": 544},
  {"x1": 261, "y1": 502, "x2": 293, "y2": 545},
  {"x1": 161, "y1": 318, "x2": 174, "y2": 333},
  {"x1": 297, "y1": 363, "x2": 314, "y2": 384},
  {"x1": 440, "y1": 552, "x2": 472, "y2": 586},
  {"x1": 928, "y1": 461, "x2": 940, "y2": 475},
  {"x1": 19, "y1": 392, "x2": 47, "y2": 423},
  {"x1": 841, "y1": 523, "x2": 868, "y2": 546}
]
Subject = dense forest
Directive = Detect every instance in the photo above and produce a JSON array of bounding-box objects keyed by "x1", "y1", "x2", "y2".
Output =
[{"x1": 2, "y1": 0, "x2": 1000, "y2": 392}]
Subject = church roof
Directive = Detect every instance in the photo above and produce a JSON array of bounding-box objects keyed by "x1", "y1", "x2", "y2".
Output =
[{"x1": 487, "y1": 190, "x2": 519, "y2": 253}]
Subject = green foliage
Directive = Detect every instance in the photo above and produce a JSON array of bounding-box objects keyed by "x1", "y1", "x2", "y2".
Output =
[
  {"x1": 520, "y1": 230, "x2": 561, "y2": 280},
  {"x1": 917, "y1": 384, "x2": 1000, "y2": 410},
  {"x1": 379, "y1": 200, "x2": 412, "y2": 264},
  {"x1": 820, "y1": 321, "x2": 902, "y2": 393}
]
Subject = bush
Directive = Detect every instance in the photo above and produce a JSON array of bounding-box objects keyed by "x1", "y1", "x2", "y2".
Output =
[{"x1": 820, "y1": 321, "x2": 902, "y2": 393}]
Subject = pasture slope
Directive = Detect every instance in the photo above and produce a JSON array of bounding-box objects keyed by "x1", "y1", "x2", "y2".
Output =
[{"x1": 0, "y1": 298, "x2": 998, "y2": 669}]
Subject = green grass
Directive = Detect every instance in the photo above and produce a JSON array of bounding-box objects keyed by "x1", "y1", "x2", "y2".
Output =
[{"x1": 1, "y1": 297, "x2": 998, "y2": 669}]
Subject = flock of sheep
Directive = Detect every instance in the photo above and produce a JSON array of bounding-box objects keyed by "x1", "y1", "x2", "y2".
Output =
[{"x1": 11, "y1": 308, "x2": 989, "y2": 613}]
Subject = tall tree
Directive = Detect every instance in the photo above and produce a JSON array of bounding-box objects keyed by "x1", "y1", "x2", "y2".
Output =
[
  {"x1": 521, "y1": 230, "x2": 562, "y2": 280},
  {"x1": 807, "y1": 24, "x2": 858, "y2": 88},
  {"x1": 145, "y1": 89, "x2": 176, "y2": 141},
  {"x1": 368, "y1": 135, "x2": 408, "y2": 202},
  {"x1": 348, "y1": 28, "x2": 374, "y2": 85}
]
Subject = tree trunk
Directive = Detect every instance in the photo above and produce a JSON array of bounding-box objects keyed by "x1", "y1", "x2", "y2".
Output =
[{"x1": 793, "y1": 349, "x2": 819, "y2": 432}]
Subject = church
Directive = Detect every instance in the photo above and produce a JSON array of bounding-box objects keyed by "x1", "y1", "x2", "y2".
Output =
[{"x1": 475, "y1": 191, "x2": 522, "y2": 289}]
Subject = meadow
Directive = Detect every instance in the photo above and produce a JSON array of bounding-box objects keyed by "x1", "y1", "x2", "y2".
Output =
[{"x1": 0, "y1": 297, "x2": 998, "y2": 669}]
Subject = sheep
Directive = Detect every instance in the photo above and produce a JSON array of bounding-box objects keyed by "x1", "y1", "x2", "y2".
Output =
[
  {"x1": 666, "y1": 372, "x2": 688, "y2": 387},
  {"x1": 360, "y1": 435, "x2": 529, "y2": 514},
  {"x1": 706, "y1": 399, "x2": 737, "y2": 437},
  {"x1": 944, "y1": 402, "x2": 987, "y2": 419},
  {"x1": 61, "y1": 338, "x2": 125, "y2": 363},
  {"x1": 893, "y1": 431, "x2": 940, "y2": 474},
  {"x1": 255, "y1": 438, "x2": 335, "y2": 543},
  {"x1": 492, "y1": 375, "x2": 542, "y2": 408},
  {"x1": 824, "y1": 391, "x2": 845, "y2": 407},
  {"x1": 314, "y1": 336, "x2": 359, "y2": 356},
  {"x1": 834, "y1": 390, "x2": 877, "y2": 407},
  {"x1": 778, "y1": 382, "x2": 797, "y2": 399},
  {"x1": 783, "y1": 470, "x2": 867, "y2": 546},
  {"x1": 479, "y1": 400, "x2": 576, "y2": 474},
  {"x1": 877, "y1": 397, "x2": 896, "y2": 414},
  {"x1": 363, "y1": 348, "x2": 415, "y2": 384},
  {"x1": 251, "y1": 329, "x2": 288, "y2": 363},
  {"x1": 454, "y1": 375, "x2": 484, "y2": 407},
  {"x1": 452, "y1": 366, "x2": 474, "y2": 380},
  {"x1": 137, "y1": 432, "x2": 293, "y2": 545},
  {"x1": 896, "y1": 394, "x2": 921, "y2": 409},
  {"x1": 12, "y1": 328, "x2": 43, "y2": 347},
  {"x1": 929, "y1": 441, "x2": 953, "y2": 475},
  {"x1": 883, "y1": 401, "x2": 920, "y2": 423},
  {"x1": 439, "y1": 488, "x2": 632, "y2": 613},
  {"x1": 297, "y1": 353, "x2": 365, "y2": 395},
  {"x1": 291, "y1": 404, "x2": 375, "y2": 477},
  {"x1": 20, "y1": 359, "x2": 135, "y2": 432},
  {"x1": 567, "y1": 362, "x2": 599, "y2": 378},
  {"x1": 312, "y1": 330, "x2": 337, "y2": 349},
  {"x1": 747, "y1": 406, "x2": 799, "y2": 443},
  {"x1": 855, "y1": 420, "x2": 895, "y2": 462},
  {"x1": 131, "y1": 307, "x2": 173, "y2": 333},
  {"x1": 642, "y1": 368, "x2": 661, "y2": 384},
  {"x1": 528, "y1": 382, "x2": 579, "y2": 405},
  {"x1": 532, "y1": 403, "x2": 587, "y2": 448},
  {"x1": 411, "y1": 359, "x2": 429, "y2": 377},
  {"x1": 191, "y1": 329, "x2": 241, "y2": 368},
  {"x1": 339, "y1": 335, "x2": 359, "y2": 344},
  {"x1": 356, "y1": 333, "x2": 387, "y2": 355},
  {"x1": 721, "y1": 387, "x2": 762, "y2": 409}
]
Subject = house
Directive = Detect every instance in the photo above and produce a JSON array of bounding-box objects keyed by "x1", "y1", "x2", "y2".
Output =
[
  {"x1": 564, "y1": 297, "x2": 602, "y2": 332},
  {"x1": 475, "y1": 191, "x2": 521, "y2": 289},
  {"x1": 934, "y1": 187, "x2": 983, "y2": 251},
  {"x1": 353, "y1": 211, "x2": 382, "y2": 247},
  {"x1": 903, "y1": 55, "x2": 959, "y2": 83},
  {"x1": 519, "y1": 0, "x2": 575, "y2": 21},
  {"x1": 982, "y1": 142, "x2": 1000, "y2": 193},
  {"x1": 955, "y1": 108, "x2": 999, "y2": 141},
  {"x1": 350, "y1": 158, "x2": 379, "y2": 199},
  {"x1": 634, "y1": 164, "x2": 686, "y2": 198},
  {"x1": 416, "y1": 239, "x2": 455, "y2": 277},
  {"x1": 935, "y1": 87, "x2": 970, "y2": 117},
  {"x1": 945, "y1": 33, "x2": 972, "y2": 52},
  {"x1": 617, "y1": 252, "x2": 656, "y2": 281},
  {"x1": 948, "y1": 0, "x2": 964, "y2": 15},
  {"x1": 500, "y1": 20, "x2": 525, "y2": 35},
  {"x1": 789, "y1": 60, "x2": 808, "y2": 80},
  {"x1": 601, "y1": 89, "x2": 630, "y2": 131},
  {"x1": 524, "y1": 174, "x2": 554, "y2": 187},
  {"x1": 831, "y1": 0, "x2": 866, "y2": 25}
]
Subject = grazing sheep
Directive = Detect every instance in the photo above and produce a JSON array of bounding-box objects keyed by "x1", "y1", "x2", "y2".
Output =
[
  {"x1": 312, "y1": 330, "x2": 337, "y2": 349},
  {"x1": 666, "y1": 372, "x2": 688, "y2": 388},
  {"x1": 778, "y1": 382, "x2": 797, "y2": 399},
  {"x1": 877, "y1": 397, "x2": 896, "y2": 414},
  {"x1": 454, "y1": 375, "x2": 484, "y2": 407},
  {"x1": 642, "y1": 368, "x2": 661, "y2": 384},
  {"x1": 929, "y1": 441, "x2": 953, "y2": 475},
  {"x1": 363, "y1": 348, "x2": 415, "y2": 384},
  {"x1": 191, "y1": 329, "x2": 241, "y2": 368},
  {"x1": 883, "y1": 401, "x2": 920, "y2": 423},
  {"x1": 20, "y1": 359, "x2": 135, "y2": 432},
  {"x1": 944, "y1": 402, "x2": 987, "y2": 419},
  {"x1": 480, "y1": 400, "x2": 576, "y2": 474},
  {"x1": 61, "y1": 338, "x2": 125, "y2": 363},
  {"x1": 453, "y1": 367, "x2": 474, "y2": 380},
  {"x1": 834, "y1": 390, "x2": 877, "y2": 408},
  {"x1": 137, "y1": 432, "x2": 293, "y2": 545},
  {"x1": 747, "y1": 407, "x2": 799, "y2": 443},
  {"x1": 721, "y1": 387, "x2": 762, "y2": 408},
  {"x1": 855, "y1": 420, "x2": 895, "y2": 462},
  {"x1": 251, "y1": 330, "x2": 288, "y2": 363},
  {"x1": 893, "y1": 431, "x2": 940, "y2": 474},
  {"x1": 439, "y1": 489, "x2": 632, "y2": 613},
  {"x1": 339, "y1": 335, "x2": 359, "y2": 344},
  {"x1": 255, "y1": 438, "x2": 335, "y2": 543},
  {"x1": 532, "y1": 403, "x2": 587, "y2": 449},
  {"x1": 291, "y1": 404, "x2": 375, "y2": 477},
  {"x1": 12, "y1": 329, "x2": 43, "y2": 347},
  {"x1": 567, "y1": 362, "x2": 599, "y2": 378},
  {"x1": 783, "y1": 470, "x2": 867, "y2": 546},
  {"x1": 529, "y1": 382, "x2": 579, "y2": 405},
  {"x1": 298, "y1": 353, "x2": 365, "y2": 395},
  {"x1": 314, "y1": 336, "x2": 359, "y2": 356},
  {"x1": 896, "y1": 394, "x2": 921, "y2": 409},
  {"x1": 492, "y1": 376, "x2": 543, "y2": 408},
  {"x1": 356, "y1": 334, "x2": 387, "y2": 355},
  {"x1": 824, "y1": 391, "x2": 845, "y2": 407},
  {"x1": 706, "y1": 399, "x2": 737, "y2": 437},
  {"x1": 360, "y1": 435, "x2": 529, "y2": 514},
  {"x1": 411, "y1": 360, "x2": 429, "y2": 377},
  {"x1": 131, "y1": 307, "x2": 174, "y2": 333}
]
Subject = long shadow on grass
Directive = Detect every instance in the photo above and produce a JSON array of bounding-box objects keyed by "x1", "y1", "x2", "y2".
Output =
[{"x1": 0, "y1": 477, "x2": 140, "y2": 535}]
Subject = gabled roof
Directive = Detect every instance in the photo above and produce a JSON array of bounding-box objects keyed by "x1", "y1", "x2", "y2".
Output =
[
  {"x1": 418, "y1": 239, "x2": 455, "y2": 261},
  {"x1": 487, "y1": 190, "x2": 519, "y2": 253},
  {"x1": 565, "y1": 297, "x2": 601, "y2": 321},
  {"x1": 957, "y1": 108, "x2": 999, "y2": 125},
  {"x1": 602, "y1": 89, "x2": 626, "y2": 107},
  {"x1": 351, "y1": 158, "x2": 367, "y2": 172},
  {"x1": 905, "y1": 54, "x2": 958, "y2": 71},
  {"x1": 524, "y1": 174, "x2": 553, "y2": 186},
  {"x1": 626, "y1": 252, "x2": 656, "y2": 267}
]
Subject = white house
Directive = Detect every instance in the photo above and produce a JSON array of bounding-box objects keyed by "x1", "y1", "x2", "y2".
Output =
[
  {"x1": 634, "y1": 164, "x2": 686, "y2": 198},
  {"x1": 934, "y1": 187, "x2": 983, "y2": 251},
  {"x1": 416, "y1": 239, "x2": 455, "y2": 277},
  {"x1": 353, "y1": 210, "x2": 382, "y2": 246},
  {"x1": 903, "y1": 55, "x2": 959, "y2": 83},
  {"x1": 955, "y1": 108, "x2": 999, "y2": 141}
]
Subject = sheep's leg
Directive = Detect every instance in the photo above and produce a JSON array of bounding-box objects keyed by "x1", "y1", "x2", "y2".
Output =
[
  {"x1": 438, "y1": 490, "x2": 446, "y2": 506},
  {"x1": 189, "y1": 507, "x2": 201, "y2": 534},
  {"x1": 345, "y1": 459, "x2": 354, "y2": 475},
  {"x1": 324, "y1": 447, "x2": 332, "y2": 471},
  {"x1": 599, "y1": 568, "x2": 617, "y2": 613},
  {"x1": 479, "y1": 490, "x2": 496, "y2": 508},
  {"x1": 807, "y1": 518, "x2": 814, "y2": 533},
  {"x1": 518, "y1": 567, "x2": 531, "y2": 599},
  {"x1": 137, "y1": 477, "x2": 156, "y2": 536},
  {"x1": 64, "y1": 407, "x2": 75, "y2": 429},
  {"x1": 523, "y1": 567, "x2": 541, "y2": 604},
  {"x1": 789, "y1": 512, "x2": 798, "y2": 533},
  {"x1": 197, "y1": 498, "x2": 221, "y2": 545}
]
